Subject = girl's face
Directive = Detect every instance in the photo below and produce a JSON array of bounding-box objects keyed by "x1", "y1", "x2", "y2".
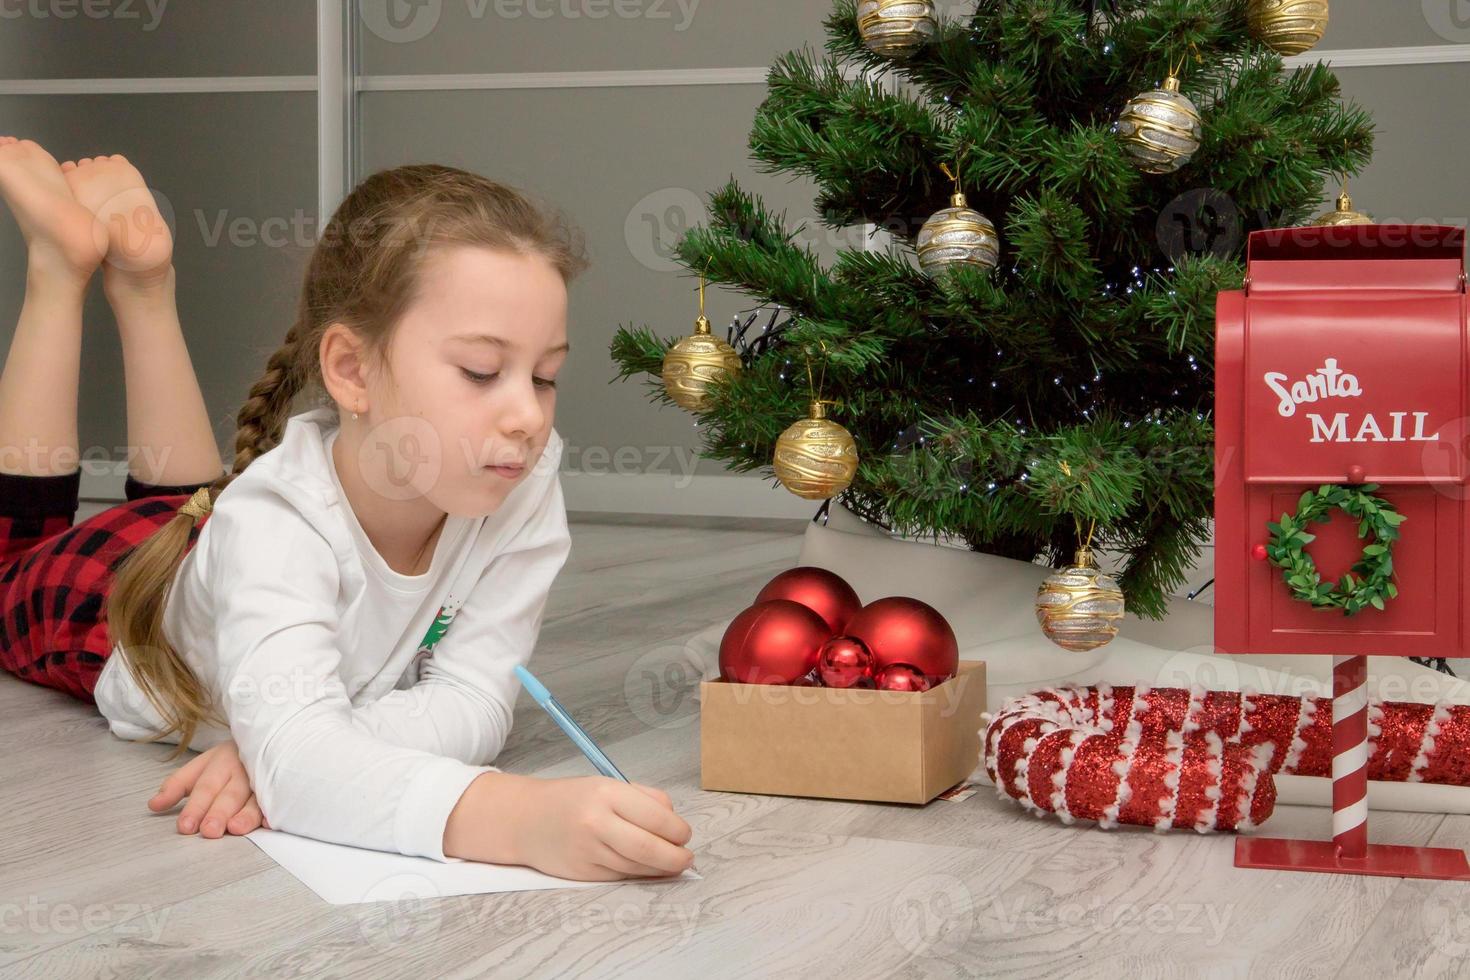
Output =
[{"x1": 362, "y1": 245, "x2": 569, "y2": 517}]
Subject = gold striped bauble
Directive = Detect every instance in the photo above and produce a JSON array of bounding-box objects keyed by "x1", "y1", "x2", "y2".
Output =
[
  {"x1": 1035, "y1": 547, "x2": 1126, "y2": 652},
  {"x1": 916, "y1": 190, "x2": 1000, "y2": 277},
  {"x1": 1247, "y1": 0, "x2": 1328, "y2": 56},
  {"x1": 856, "y1": 0, "x2": 937, "y2": 59},
  {"x1": 1114, "y1": 74, "x2": 1203, "y2": 175},
  {"x1": 661, "y1": 314, "x2": 742, "y2": 411},
  {"x1": 1312, "y1": 188, "x2": 1373, "y2": 227},
  {"x1": 773, "y1": 400, "x2": 860, "y2": 500}
]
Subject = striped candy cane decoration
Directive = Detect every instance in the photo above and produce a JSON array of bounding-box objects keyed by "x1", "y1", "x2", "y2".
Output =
[{"x1": 1331, "y1": 655, "x2": 1369, "y2": 859}]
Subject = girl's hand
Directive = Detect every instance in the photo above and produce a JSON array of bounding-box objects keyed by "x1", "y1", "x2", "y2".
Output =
[
  {"x1": 148, "y1": 739, "x2": 270, "y2": 838},
  {"x1": 445, "y1": 772, "x2": 694, "y2": 881}
]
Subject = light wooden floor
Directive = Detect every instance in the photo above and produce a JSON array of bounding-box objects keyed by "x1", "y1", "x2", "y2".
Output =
[{"x1": 3, "y1": 516, "x2": 1470, "y2": 979}]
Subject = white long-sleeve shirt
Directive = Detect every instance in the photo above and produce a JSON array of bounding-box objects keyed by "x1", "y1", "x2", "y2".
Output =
[{"x1": 92, "y1": 404, "x2": 572, "y2": 862}]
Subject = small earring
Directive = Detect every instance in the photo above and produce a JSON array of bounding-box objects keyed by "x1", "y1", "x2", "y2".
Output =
[{"x1": 351, "y1": 411, "x2": 359, "y2": 421}]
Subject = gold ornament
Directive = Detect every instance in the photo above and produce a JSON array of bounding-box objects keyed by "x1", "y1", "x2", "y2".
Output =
[
  {"x1": 1115, "y1": 69, "x2": 1203, "y2": 175},
  {"x1": 1312, "y1": 183, "x2": 1372, "y2": 227},
  {"x1": 1247, "y1": 0, "x2": 1328, "y2": 56},
  {"x1": 1035, "y1": 514, "x2": 1126, "y2": 652},
  {"x1": 774, "y1": 399, "x2": 860, "y2": 500},
  {"x1": 917, "y1": 161, "x2": 1000, "y2": 277},
  {"x1": 856, "y1": 0, "x2": 937, "y2": 59},
  {"x1": 661, "y1": 270, "x2": 742, "y2": 412}
]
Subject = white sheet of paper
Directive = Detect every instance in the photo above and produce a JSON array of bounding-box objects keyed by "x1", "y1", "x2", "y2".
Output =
[{"x1": 245, "y1": 828, "x2": 700, "y2": 905}]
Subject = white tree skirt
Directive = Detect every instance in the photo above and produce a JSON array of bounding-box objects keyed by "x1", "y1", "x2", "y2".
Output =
[{"x1": 683, "y1": 504, "x2": 1470, "y2": 814}]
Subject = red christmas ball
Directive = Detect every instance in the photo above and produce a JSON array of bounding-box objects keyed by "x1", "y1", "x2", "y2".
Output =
[
  {"x1": 718, "y1": 599, "x2": 832, "y2": 685},
  {"x1": 845, "y1": 596, "x2": 958, "y2": 684},
  {"x1": 817, "y1": 636, "x2": 873, "y2": 689},
  {"x1": 875, "y1": 663, "x2": 932, "y2": 692},
  {"x1": 755, "y1": 566, "x2": 862, "y2": 635}
]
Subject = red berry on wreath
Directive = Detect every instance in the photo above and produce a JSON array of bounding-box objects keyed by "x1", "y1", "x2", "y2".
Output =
[{"x1": 1251, "y1": 543, "x2": 1268, "y2": 561}]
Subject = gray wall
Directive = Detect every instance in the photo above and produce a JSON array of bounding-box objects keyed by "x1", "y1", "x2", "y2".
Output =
[{"x1": 1, "y1": 0, "x2": 1466, "y2": 498}]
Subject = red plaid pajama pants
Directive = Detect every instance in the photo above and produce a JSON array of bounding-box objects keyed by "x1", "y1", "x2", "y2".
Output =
[{"x1": 0, "y1": 468, "x2": 212, "y2": 703}]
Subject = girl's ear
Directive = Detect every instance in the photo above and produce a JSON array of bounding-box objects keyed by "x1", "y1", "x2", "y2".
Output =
[{"x1": 320, "y1": 322, "x2": 372, "y2": 412}]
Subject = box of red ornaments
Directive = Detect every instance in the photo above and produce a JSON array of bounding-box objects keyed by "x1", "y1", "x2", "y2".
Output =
[{"x1": 700, "y1": 566, "x2": 988, "y2": 805}]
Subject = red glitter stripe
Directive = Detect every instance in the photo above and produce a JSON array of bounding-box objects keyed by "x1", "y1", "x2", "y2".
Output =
[{"x1": 1419, "y1": 704, "x2": 1470, "y2": 786}]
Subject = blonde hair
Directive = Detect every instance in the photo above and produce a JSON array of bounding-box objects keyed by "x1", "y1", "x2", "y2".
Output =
[{"x1": 105, "y1": 164, "x2": 589, "y2": 759}]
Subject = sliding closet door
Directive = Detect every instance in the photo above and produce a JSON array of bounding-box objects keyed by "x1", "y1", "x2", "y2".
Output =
[{"x1": 0, "y1": 1, "x2": 320, "y2": 501}]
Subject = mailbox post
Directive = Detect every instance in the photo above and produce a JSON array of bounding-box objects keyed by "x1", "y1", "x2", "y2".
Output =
[{"x1": 1215, "y1": 222, "x2": 1470, "y2": 879}]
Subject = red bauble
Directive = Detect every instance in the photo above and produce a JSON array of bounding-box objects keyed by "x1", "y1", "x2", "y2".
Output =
[
  {"x1": 875, "y1": 663, "x2": 932, "y2": 692},
  {"x1": 755, "y1": 566, "x2": 862, "y2": 635},
  {"x1": 845, "y1": 596, "x2": 958, "y2": 684},
  {"x1": 817, "y1": 636, "x2": 873, "y2": 689},
  {"x1": 718, "y1": 599, "x2": 832, "y2": 685}
]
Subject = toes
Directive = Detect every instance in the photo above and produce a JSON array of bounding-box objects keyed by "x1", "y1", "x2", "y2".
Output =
[
  {"x1": 60, "y1": 161, "x2": 76, "y2": 172},
  {"x1": 0, "y1": 137, "x2": 16, "y2": 146}
]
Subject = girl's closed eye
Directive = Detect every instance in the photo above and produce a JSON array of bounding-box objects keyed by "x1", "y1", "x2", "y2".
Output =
[{"x1": 460, "y1": 368, "x2": 557, "y2": 389}]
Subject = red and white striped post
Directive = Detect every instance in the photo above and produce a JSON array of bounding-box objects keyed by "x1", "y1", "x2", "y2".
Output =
[
  {"x1": 1235, "y1": 653, "x2": 1470, "y2": 879},
  {"x1": 1330, "y1": 655, "x2": 1369, "y2": 860}
]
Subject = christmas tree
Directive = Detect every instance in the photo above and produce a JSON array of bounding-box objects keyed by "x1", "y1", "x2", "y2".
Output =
[{"x1": 609, "y1": 0, "x2": 1373, "y2": 619}]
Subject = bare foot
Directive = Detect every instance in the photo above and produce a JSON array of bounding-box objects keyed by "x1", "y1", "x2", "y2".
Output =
[
  {"x1": 0, "y1": 137, "x2": 106, "y2": 286},
  {"x1": 61, "y1": 153, "x2": 174, "y2": 289}
]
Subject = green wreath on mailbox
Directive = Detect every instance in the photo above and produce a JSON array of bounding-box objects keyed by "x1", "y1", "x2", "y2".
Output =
[{"x1": 1265, "y1": 483, "x2": 1404, "y2": 616}]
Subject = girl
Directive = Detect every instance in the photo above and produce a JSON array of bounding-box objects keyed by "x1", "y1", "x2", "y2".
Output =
[{"x1": 0, "y1": 137, "x2": 695, "y2": 882}]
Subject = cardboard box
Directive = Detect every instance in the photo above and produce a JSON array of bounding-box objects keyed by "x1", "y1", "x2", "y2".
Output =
[{"x1": 699, "y1": 660, "x2": 987, "y2": 804}]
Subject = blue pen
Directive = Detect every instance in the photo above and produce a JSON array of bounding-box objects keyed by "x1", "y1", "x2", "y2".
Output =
[{"x1": 515, "y1": 664, "x2": 629, "y2": 781}]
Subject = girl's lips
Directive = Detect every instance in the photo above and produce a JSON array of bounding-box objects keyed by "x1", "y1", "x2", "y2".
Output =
[{"x1": 490, "y1": 464, "x2": 524, "y2": 478}]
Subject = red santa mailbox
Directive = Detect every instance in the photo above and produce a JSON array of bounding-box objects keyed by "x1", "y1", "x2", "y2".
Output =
[{"x1": 1215, "y1": 222, "x2": 1470, "y2": 880}]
